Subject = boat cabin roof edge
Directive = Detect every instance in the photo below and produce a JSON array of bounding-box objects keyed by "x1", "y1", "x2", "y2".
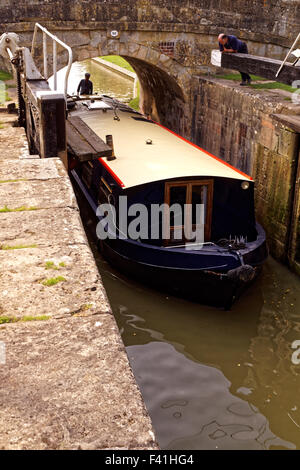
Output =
[{"x1": 70, "y1": 103, "x2": 252, "y2": 189}]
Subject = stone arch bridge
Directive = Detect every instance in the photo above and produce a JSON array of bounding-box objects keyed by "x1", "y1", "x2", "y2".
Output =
[{"x1": 1, "y1": 0, "x2": 299, "y2": 135}]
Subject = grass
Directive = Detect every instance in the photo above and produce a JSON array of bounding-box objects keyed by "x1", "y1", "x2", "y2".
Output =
[
  {"x1": 0, "y1": 315, "x2": 50, "y2": 324},
  {"x1": 41, "y1": 276, "x2": 66, "y2": 286},
  {"x1": 0, "y1": 205, "x2": 38, "y2": 213},
  {"x1": 129, "y1": 80, "x2": 140, "y2": 111},
  {"x1": 45, "y1": 261, "x2": 58, "y2": 270},
  {"x1": 0, "y1": 70, "x2": 13, "y2": 105},
  {"x1": 100, "y1": 55, "x2": 135, "y2": 73},
  {"x1": 129, "y1": 95, "x2": 140, "y2": 111},
  {"x1": 0, "y1": 244, "x2": 37, "y2": 250},
  {"x1": 82, "y1": 303, "x2": 93, "y2": 310},
  {"x1": 0, "y1": 70, "x2": 12, "y2": 82},
  {"x1": 45, "y1": 261, "x2": 66, "y2": 270},
  {"x1": 215, "y1": 72, "x2": 297, "y2": 92},
  {"x1": 0, "y1": 122, "x2": 3, "y2": 129},
  {"x1": 250, "y1": 82, "x2": 297, "y2": 92},
  {"x1": 215, "y1": 73, "x2": 268, "y2": 82},
  {"x1": 0, "y1": 179, "x2": 26, "y2": 184},
  {"x1": 100, "y1": 56, "x2": 140, "y2": 110}
]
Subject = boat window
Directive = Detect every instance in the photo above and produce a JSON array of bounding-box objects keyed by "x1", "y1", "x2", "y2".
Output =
[
  {"x1": 169, "y1": 185, "x2": 187, "y2": 226},
  {"x1": 164, "y1": 180, "x2": 213, "y2": 245}
]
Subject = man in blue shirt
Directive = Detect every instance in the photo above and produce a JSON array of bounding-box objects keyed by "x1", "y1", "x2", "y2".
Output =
[{"x1": 218, "y1": 34, "x2": 251, "y2": 86}]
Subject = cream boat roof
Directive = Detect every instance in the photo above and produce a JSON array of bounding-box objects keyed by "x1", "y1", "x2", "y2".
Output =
[{"x1": 79, "y1": 108, "x2": 252, "y2": 189}]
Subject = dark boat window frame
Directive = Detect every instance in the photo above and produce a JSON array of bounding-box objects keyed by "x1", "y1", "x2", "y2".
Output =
[{"x1": 164, "y1": 179, "x2": 214, "y2": 245}]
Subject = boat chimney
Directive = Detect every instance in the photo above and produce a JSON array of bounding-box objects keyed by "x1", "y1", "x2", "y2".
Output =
[{"x1": 106, "y1": 135, "x2": 116, "y2": 161}]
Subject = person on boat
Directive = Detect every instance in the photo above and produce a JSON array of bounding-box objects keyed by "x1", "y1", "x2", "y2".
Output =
[
  {"x1": 218, "y1": 34, "x2": 251, "y2": 86},
  {"x1": 77, "y1": 73, "x2": 93, "y2": 95}
]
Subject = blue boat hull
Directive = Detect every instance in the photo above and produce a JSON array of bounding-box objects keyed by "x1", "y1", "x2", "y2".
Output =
[
  {"x1": 71, "y1": 169, "x2": 268, "y2": 309},
  {"x1": 99, "y1": 238, "x2": 262, "y2": 309}
]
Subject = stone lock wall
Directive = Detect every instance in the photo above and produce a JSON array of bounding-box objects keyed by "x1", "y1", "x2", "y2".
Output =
[
  {"x1": 191, "y1": 76, "x2": 300, "y2": 264},
  {"x1": 1, "y1": 0, "x2": 300, "y2": 135}
]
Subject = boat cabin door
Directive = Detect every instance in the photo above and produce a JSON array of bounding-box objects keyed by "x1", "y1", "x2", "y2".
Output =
[{"x1": 164, "y1": 180, "x2": 213, "y2": 246}]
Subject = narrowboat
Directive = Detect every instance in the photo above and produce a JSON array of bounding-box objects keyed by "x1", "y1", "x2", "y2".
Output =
[{"x1": 68, "y1": 95, "x2": 268, "y2": 309}]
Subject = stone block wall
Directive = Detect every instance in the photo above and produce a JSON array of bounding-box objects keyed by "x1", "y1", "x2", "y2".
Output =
[
  {"x1": 191, "y1": 77, "x2": 300, "y2": 263},
  {"x1": 1, "y1": 1, "x2": 300, "y2": 69}
]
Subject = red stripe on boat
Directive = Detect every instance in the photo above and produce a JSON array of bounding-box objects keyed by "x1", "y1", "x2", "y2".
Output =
[
  {"x1": 154, "y1": 121, "x2": 253, "y2": 181},
  {"x1": 99, "y1": 157, "x2": 125, "y2": 188}
]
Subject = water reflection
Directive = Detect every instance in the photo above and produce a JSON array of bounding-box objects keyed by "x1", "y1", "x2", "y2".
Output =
[
  {"x1": 49, "y1": 58, "x2": 134, "y2": 101},
  {"x1": 127, "y1": 342, "x2": 294, "y2": 449},
  {"x1": 97, "y1": 250, "x2": 300, "y2": 449}
]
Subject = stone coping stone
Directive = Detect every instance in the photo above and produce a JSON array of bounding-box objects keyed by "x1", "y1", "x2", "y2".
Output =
[
  {"x1": 0, "y1": 176, "x2": 77, "y2": 210},
  {"x1": 0, "y1": 126, "x2": 29, "y2": 161},
  {"x1": 0, "y1": 206, "x2": 87, "y2": 247},
  {"x1": 0, "y1": 314, "x2": 158, "y2": 450},
  {"x1": 0, "y1": 244, "x2": 111, "y2": 319},
  {"x1": 0, "y1": 158, "x2": 65, "y2": 182}
]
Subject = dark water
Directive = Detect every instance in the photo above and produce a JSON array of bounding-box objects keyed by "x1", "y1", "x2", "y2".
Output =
[
  {"x1": 69, "y1": 60, "x2": 300, "y2": 450},
  {"x1": 81, "y1": 213, "x2": 300, "y2": 451}
]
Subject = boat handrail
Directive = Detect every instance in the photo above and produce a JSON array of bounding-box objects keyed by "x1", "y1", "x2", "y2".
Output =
[{"x1": 31, "y1": 23, "x2": 73, "y2": 97}]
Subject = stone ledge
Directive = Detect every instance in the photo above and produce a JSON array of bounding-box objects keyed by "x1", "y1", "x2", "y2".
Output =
[
  {"x1": 0, "y1": 244, "x2": 111, "y2": 319},
  {"x1": 0, "y1": 206, "x2": 87, "y2": 247},
  {"x1": 0, "y1": 176, "x2": 77, "y2": 210},
  {"x1": 0, "y1": 120, "x2": 158, "y2": 449},
  {"x1": 0, "y1": 314, "x2": 158, "y2": 450},
  {"x1": 0, "y1": 158, "x2": 66, "y2": 182}
]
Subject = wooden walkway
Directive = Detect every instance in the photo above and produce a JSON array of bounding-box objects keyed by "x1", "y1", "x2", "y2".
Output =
[{"x1": 67, "y1": 114, "x2": 112, "y2": 161}]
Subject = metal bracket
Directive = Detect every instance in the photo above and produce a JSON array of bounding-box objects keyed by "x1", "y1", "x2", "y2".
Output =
[{"x1": 0, "y1": 32, "x2": 20, "y2": 60}]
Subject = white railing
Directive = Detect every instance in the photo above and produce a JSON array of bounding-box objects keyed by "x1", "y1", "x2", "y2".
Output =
[
  {"x1": 276, "y1": 32, "x2": 300, "y2": 78},
  {"x1": 31, "y1": 23, "x2": 73, "y2": 97}
]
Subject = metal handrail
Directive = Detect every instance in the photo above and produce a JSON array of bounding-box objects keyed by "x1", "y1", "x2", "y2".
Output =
[
  {"x1": 31, "y1": 23, "x2": 73, "y2": 97},
  {"x1": 276, "y1": 32, "x2": 300, "y2": 78}
]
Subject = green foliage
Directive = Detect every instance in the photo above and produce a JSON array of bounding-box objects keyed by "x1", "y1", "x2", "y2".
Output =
[
  {"x1": 45, "y1": 261, "x2": 58, "y2": 270},
  {"x1": 100, "y1": 55, "x2": 135, "y2": 73},
  {"x1": 129, "y1": 80, "x2": 140, "y2": 110},
  {"x1": 129, "y1": 96, "x2": 140, "y2": 110},
  {"x1": 0, "y1": 179, "x2": 26, "y2": 183},
  {"x1": 82, "y1": 303, "x2": 93, "y2": 310},
  {"x1": 215, "y1": 73, "x2": 268, "y2": 82},
  {"x1": 42, "y1": 276, "x2": 66, "y2": 286},
  {"x1": 250, "y1": 82, "x2": 297, "y2": 92},
  {"x1": 0, "y1": 205, "x2": 38, "y2": 212},
  {"x1": 45, "y1": 261, "x2": 66, "y2": 270},
  {"x1": 215, "y1": 72, "x2": 297, "y2": 92},
  {"x1": 98, "y1": 56, "x2": 140, "y2": 110},
  {"x1": 0, "y1": 316, "x2": 11, "y2": 324},
  {"x1": 0, "y1": 70, "x2": 13, "y2": 105},
  {"x1": 0, "y1": 244, "x2": 37, "y2": 250},
  {"x1": 0, "y1": 315, "x2": 50, "y2": 324},
  {"x1": 0, "y1": 70, "x2": 12, "y2": 81}
]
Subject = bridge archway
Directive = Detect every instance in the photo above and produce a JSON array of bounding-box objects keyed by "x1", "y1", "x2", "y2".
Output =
[{"x1": 34, "y1": 38, "x2": 193, "y2": 137}]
